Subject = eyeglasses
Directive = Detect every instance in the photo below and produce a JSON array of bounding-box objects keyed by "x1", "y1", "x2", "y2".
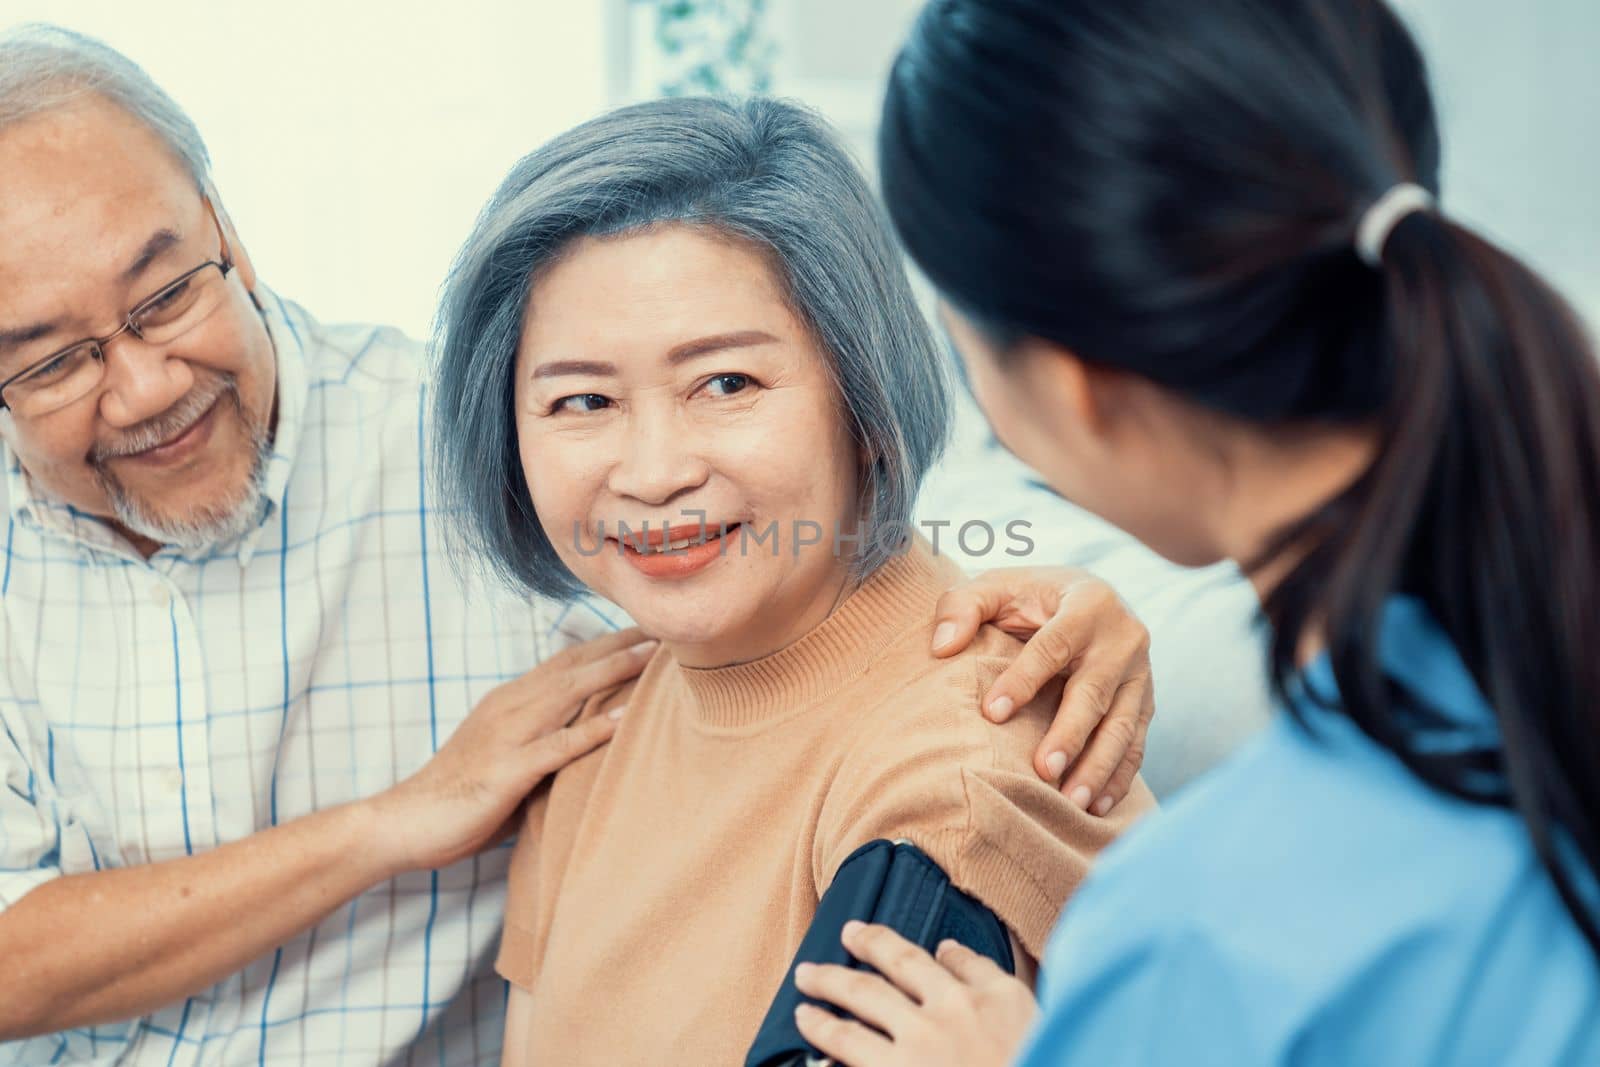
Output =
[{"x1": 0, "y1": 198, "x2": 236, "y2": 418}]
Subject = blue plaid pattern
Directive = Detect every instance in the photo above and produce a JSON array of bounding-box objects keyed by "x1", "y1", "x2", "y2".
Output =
[
  {"x1": 0, "y1": 284, "x2": 1273, "y2": 1065},
  {"x1": 0, "y1": 290, "x2": 618, "y2": 1066}
]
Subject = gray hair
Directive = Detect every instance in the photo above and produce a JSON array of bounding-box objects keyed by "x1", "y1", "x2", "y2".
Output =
[
  {"x1": 432, "y1": 96, "x2": 950, "y2": 600},
  {"x1": 0, "y1": 23, "x2": 211, "y2": 189}
]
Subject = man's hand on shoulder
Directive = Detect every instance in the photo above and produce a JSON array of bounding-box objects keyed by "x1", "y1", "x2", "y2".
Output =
[
  {"x1": 931, "y1": 567, "x2": 1154, "y2": 815},
  {"x1": 366, "y1": 627, "x2": 656, "y2": 874}
]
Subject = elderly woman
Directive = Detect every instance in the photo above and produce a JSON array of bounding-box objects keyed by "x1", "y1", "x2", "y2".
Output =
[{"x1": 430, "y1": 96, "x2": 1156, "y2": 1063}]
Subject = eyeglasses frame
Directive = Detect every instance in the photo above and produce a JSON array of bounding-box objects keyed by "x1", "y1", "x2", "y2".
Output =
[{"x1": 0, "y1": 197, "x2": 236, "y2": 414}]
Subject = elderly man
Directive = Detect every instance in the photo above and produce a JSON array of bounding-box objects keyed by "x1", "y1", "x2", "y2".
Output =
[
  {"x1": 0, "y1": 25, "x2": 669, "y2": 1066},
  {"x1": 0, "y1": 23, "x2": 1267, "y2": 1067}
]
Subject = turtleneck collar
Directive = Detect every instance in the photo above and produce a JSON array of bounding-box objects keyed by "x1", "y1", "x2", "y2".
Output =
[{"x1": 670, "y1": 537, "x2": 959, "y2": 730}]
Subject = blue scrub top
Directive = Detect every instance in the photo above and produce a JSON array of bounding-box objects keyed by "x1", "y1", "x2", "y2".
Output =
[{"x1": 1018, "y1": 598, "x2": 1600, "y2": 1066}]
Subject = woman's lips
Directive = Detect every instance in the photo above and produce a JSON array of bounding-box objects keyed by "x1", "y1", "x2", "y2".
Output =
[{"x1": 614, "y1": 522, "x2": 742, "y2": 580}]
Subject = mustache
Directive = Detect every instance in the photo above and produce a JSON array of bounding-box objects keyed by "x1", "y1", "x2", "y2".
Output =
[{"x1": 91, "y1": 376, "x2": 237, "y2": 461}]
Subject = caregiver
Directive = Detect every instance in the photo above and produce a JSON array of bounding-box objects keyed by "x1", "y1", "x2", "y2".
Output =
[{"x1": 795, "y1": 1, "x2": 1600, "y2": 1064}]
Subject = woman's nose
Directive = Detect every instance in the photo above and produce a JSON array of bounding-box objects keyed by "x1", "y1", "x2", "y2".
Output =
[
  {"x1": 606, "y1": 409, "x2": 711, "y2": 506},
  {"x1": 95, "y1": 338, "x2": 195, "y2": 429}
]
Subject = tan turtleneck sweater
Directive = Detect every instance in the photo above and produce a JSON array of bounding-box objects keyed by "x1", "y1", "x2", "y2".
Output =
[{"x1": 497, "y1": 539, "x2": 1155, "y2": 1063}]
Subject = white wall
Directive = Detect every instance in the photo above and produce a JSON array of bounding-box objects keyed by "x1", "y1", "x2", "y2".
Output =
[
  {"x1": 3, "y1": 1, "x2": 613, "y2": 340},
  {"x1": 12, "y1": 2, "x2": 1590, "y2": 337},
  {"x1": 1394, "y1": 0, "x2": 1600, "y2": 319},
  {"x1": 770, "y1": 0, "x2": 1600, "y2": 320}
]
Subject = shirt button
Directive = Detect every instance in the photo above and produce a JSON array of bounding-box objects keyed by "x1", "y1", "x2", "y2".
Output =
[
  {"x1": 151, "y1": 584, "x2": 172, "y2": 609},
  {"x1": 162, "y1": 767, "x2": 185, "y2": 793}
]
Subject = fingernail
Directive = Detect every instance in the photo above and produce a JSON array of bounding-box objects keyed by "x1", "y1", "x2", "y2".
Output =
[
  {"x1": 1045, "y1": 751, "x2": 1068, "y2": 780},
  {"x1": 986, "y1": 695, "x2": 1014, "y2": 721},
  {"x1": 1094, "y1": 795, "x2": 1115, "y2": 816},
  {"x1": 608, "y1": 704, "x2": 627, "y2": 720},
  {"x1": 1070, "y1": 784, "x2": 1092, "y2": 810},
  {"x1": 931, "y1": 622, "x2": 957, "y2": 650},
  {"x1": 795, "y1": 962, "x2": 815, "y2": 981},
  {"x1": 630, "y1": 639, "x2": 659, "y2": 656},
  {"x1": 842, "y1": 920, "x2": 865, "y2": 941}
]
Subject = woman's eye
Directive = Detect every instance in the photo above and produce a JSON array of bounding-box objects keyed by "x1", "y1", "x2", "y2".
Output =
[
  {"x1": 702, "y1": 373, "x2": 752, "y2": 398},
  {"x1": 551, "y1": 393, "x2": 611, "y2": 414}
]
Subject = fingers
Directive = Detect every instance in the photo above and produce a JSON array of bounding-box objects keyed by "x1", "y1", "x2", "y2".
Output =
[
  {"x1": 794, "y1": 962, "x2": 918, "y2": 1036},
  {"x1": 933, "y1": 939, "x2": 1007, "y2": 986},
  {"x1": 978, "y1": 573, "x2": 1124, "y2": 719},
  {"x1": 522, "y1": 708, "x2": 621, "y2": 781},
  {"x1": 568, "y1": 636, "x2": 658, "y2": 696},
  {"x1": 795, "y1": 1003, "x2": 894, "y2": 1065},
  {"x1": 930, "y1": 583, "x2": 1003, "y2": 658},
  {"x1": 940, "y1": 568, "x2": 1155, "y2": 810},
  {"x1": 842, "y1": 921, "x2": 957, "y2": 1005},
  {"x1": 1059, "y1": 677, "x2": 1147, "y2": 810},
  {"x1": 984, "y1": 611, "x2": 1080, "y2": 724},
  {"x1": 1084, "y1": 685, "x2": 1153, "y2": 816},
  {"x1": 1031, "y1": 659, "x2": 1119, "y2": 798},
  {"x1": 505, "y1": 634, "x2": 656, "y2": 734},
  {"x1": 552, "y1": 625, "x2": 650, "y2": 665},
  {"x1": 512, "y1": 626, "x2": 652, "y2": 696}
]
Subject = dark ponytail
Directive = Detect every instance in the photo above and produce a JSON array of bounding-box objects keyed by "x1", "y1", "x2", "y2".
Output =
[
  {"x1": 882, "y1": 0, "x2": 1600, "y2": 954},
  {"x1": 1277, "y1": 214, "x2": 1600, "y2": 953}
]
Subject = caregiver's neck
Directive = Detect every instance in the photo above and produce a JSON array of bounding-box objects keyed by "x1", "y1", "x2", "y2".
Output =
[{"x1": 1215, "y1": 421, "x2": 1378, "y2": 667}]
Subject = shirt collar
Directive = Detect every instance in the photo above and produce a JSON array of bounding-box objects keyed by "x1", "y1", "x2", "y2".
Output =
[
  {"x1": 1293, "y1": 596, "x2": 1500, "y2": 754},
  {"x1": 234, "y1": 284, "x2": 310, "y2": 565},
  {"x1": 0, "y1": 282, "x2": 311, "y2": 568}
]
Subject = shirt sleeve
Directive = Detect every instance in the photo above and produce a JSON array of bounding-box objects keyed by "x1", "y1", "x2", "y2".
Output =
[
  {"x1": 0, "y1": 683, "x2": 61, "y2": 913},
  {"x1": 812, "y1": 646, "x2": 1155, "y2": 961}
]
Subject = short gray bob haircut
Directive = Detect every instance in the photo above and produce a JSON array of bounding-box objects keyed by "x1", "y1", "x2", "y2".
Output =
[
  {"x1": 0, "y1": 23, "x2": 211, "y2": 190},
  {"x1": 432, "y1": 95, "x2": 950, "y2": 601}
]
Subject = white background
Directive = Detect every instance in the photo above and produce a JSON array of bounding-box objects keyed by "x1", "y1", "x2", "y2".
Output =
[
  {"x1": 4, "y1": 0, "x2": 1595, "y2": 338},
  {"x1": 3, "y1": 0, "x2": 616, "y2": 340}
]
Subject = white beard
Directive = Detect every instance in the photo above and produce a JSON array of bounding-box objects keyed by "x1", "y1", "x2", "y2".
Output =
[
  {"x1": 92, "y1": 377, "x2": 272, "y2": 550},
  {"x1": 105, "y1": 455, "x2": 268, "y2": 549}
]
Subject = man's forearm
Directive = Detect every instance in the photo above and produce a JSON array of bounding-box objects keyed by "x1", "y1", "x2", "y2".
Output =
[{"x1": 0, "y1": 798, "x2": 397, "y2": 1039}]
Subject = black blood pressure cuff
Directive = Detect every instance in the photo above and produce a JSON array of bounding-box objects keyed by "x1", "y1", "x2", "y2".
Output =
[{"x1": 744, "y1": 838, "x2": 1015, "y2": 1067}]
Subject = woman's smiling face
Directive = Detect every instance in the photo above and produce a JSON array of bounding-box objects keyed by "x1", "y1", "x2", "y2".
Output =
[{"x1": 514, "y1": 224, "x2": 862, "y2": 667}]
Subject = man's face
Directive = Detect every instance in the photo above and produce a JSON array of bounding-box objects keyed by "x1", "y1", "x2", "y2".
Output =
[{"x1": 0, "y1": 96, "x2": 276, "y2": 549}]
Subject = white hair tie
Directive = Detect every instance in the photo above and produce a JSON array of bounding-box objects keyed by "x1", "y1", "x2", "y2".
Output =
[{"x1": 1355, "y1": 183, "x2": 1435, "y2": 267}]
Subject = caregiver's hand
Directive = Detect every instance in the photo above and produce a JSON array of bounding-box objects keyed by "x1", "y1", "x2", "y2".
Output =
[
  {"x1": 367, "y1": 627, "x2": 656, "y2": 874},
  {"x1": 932, "y1": 567, "x2": 1153, "y2": 813},
  {"x1": 793, "y1": 921, "x2": 1037, "y2": 1067}
]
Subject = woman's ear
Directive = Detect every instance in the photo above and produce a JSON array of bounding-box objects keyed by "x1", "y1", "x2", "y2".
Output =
[{"x1": 1011, "y1": 337, "x2": 1110, "y2": 439}]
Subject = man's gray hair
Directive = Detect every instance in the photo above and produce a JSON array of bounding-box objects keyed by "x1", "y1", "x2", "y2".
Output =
[
  {"x1": 432, "y1": 96, "x2": 950, "y2": 601},
  {"x1": 0, "y1": 23, "x2": 211, "y2": 189}
]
